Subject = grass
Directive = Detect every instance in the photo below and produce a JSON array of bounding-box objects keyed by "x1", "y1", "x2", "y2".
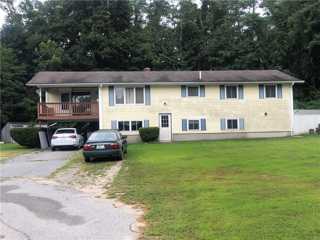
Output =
[
  {"x1": 51, "y1": 151, "x2": 116, "y2": 177},
  {"x1": 111, "y1": 136, "x2": 320, "y2": 240},
  {"x1": 0, "y1": 143, "x2": 34, "y2": 162}
]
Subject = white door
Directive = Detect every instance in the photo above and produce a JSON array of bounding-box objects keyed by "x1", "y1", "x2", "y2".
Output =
[{"x1": 159, "y1": 113, "x2": 172, "y2": 142}]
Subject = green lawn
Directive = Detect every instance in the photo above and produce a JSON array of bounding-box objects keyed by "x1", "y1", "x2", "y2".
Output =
[
  {"x1": 111, "y1": 136, "x2": 320, "y2": 240},
  {"x1": 0, "y1": 143, "x2": 33, "y2": 162}
]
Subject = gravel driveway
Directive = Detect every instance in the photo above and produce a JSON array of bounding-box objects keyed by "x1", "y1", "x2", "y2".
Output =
[{"x1": 0, "y1": 150, "x2": 139, "y2": 240}]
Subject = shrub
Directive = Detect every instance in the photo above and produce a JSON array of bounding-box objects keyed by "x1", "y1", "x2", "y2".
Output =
[
  {"x1": 139, "y1": 127, "x2": 159, "y2": 142},
  {"x1": 10, "y1": 127, "x2": 40, "y2": 148}
]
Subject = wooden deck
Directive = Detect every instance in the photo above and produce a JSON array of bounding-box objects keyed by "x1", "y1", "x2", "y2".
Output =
[{"x1": 37, "y1": 102, "x2": 99, "y2": 121}]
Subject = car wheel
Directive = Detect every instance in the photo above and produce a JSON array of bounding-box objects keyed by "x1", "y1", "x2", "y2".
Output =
[
  {"x1": 118, "y1": 151, "x2": 124, "y2": 161},
  {"x1": 51, "y1": 147, "x2": 55, "y2": 151},
  {"x1": 84, "y1": 156, "x2": 91, "y2": 162}
]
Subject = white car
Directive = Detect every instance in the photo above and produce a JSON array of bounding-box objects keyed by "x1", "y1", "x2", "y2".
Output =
[{"x1": 51, "y1": 128, "x2": 84, "y2": 150}]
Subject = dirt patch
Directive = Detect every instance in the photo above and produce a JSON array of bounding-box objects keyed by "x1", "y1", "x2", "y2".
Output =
[{"x1": 53, "y1": 161, "x2": 122, "y2": 198}]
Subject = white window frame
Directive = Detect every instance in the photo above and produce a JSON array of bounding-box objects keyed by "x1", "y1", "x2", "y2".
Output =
[
  {"x1": 160, "y1": 115, "x2": 169, "y2": 128},
  {"x1": 186, "y1": 86, "x2": 201, "y2": 97},
  {"x1": 114, "y1": 86, "x2": 146, "y2": 105},
  {"x1": 226, "y1": 118, "x2": 239, "y2": 130},
  {"x1": 187, "y1": 118, "x2": 203, "y2": 131},
  {"x1": 117, "y1": 120, "x2": 130, "y2": 131},
  {"x1": 131, "y1": 120, "x2": 144, "y2": 131},
  {"x1": 264, "y1": 84, "x2": 277, "y2": 99},
  {"x1": 225, "y1": 85, "x2": 239, "y2": 99},
  {"x1": 114, "y1": 87, "x2": 125, "y2": 104},
  {"x1": 117, "y1": 120, "x2": 144, "y2": 132}
]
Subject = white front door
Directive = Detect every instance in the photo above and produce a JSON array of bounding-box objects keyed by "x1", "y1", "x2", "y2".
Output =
[{"x1": 159, "y1": 113, "x2": 172, "y2": 142}]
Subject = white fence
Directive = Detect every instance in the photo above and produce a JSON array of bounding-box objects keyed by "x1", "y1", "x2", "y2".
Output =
[{"x1": 293, "y1": 110, "x2": 320, "y2": 135}]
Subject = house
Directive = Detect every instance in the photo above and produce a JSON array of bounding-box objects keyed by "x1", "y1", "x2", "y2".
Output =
[{"x1": 26, "y1": 70, "x2": 303, "y2": 142}]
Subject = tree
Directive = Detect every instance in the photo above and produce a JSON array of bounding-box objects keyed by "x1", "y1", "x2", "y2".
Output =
[
  {"x1": 0, "y1": 46, "x2": 36, "y2": 126},
  {"x1": 34, "y1": 40, "x2": 63, "y2": 70},
  {"x1": 1, "y1": 0, "x2": 320, "y2": 127}
]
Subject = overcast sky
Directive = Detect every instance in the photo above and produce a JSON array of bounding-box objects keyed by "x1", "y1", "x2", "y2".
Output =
[{"x1": 0, "y1": 9, "x2": 6, "y2": 27}]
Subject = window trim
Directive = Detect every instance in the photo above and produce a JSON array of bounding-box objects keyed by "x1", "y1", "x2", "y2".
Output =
[
  {"x1": 117, "y1": 120, "x2": 144, "y2": 132},
  {"x1": 114, "y1": 87, "x2": 125, "y2": 104},
  {"x1": 160, "y1": 115, "x2": 169, "y2": 128},
  {"x1": 225, "y1": 85, "x2": 239, "y2": 99},
  {"x1": 186, "y1": 86, "x2": 200, "y2": 97},
  {"x1": 114, "y1": 86, "x2": 146, "y2": 105},
  {"x1": 264, "y1": 84, "x2": 277, "y2": 99},
  {"x1": 186, "y1": 118, "x2": 204, "y2": 131},
  {"x1": 226, "y1": 118, "x2": 239, "y2": 130}
]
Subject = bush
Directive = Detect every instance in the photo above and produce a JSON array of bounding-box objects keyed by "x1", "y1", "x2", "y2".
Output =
[
  {"x1": 139, "y1": 127, "x2": 159, "y2": 142},
  {"x1": 10, "y1": 127, "x2": 40, "y2": 148}
]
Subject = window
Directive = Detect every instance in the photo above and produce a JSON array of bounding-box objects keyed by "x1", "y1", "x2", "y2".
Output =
[
  {"x1": 226, "y1": 86, "x2": 237, "y2": 99},
  {"x1": 115, "y1": 87, "x2": 144, "y2": 104},
  {"x1": 118, "y1": 121, "x2": 130, "y2": 131},
  {"x1": 131, "y1": 121, "x2": 143, "y2": 131},
  {"x1": 188, "y1": 120, "x2": 200, "y2": 130},
  {"x1": 220, "y1": 85, "x2": 244, "y2": 100},
  {"x1": 161, "y1": 115, "x2": 169, "y2": 128},
  {"x1": 135, "y1": 87, "x2": 144, "y2": 104},
  {"x1": 125, "y1": 88, "x2": 134, "y2": 104},
  {"x1": 265, "y1": 85, "x2": 276, "y2": 98},
  {"x1": 56, "y1": 129, "x2": 76, "y2": 134},
  {"x1": 115, "y1": 87, "x2": 125, "y2": 104},
  {"x1": 227, "y1": 119, "x2": 238, "y2": 129},
  {"x1": 118, "y1": 120, "x2": 143, "y2": 131},
  {"x1": 88, "y1": 132, "x2": 117, "y2": 142},
  {"x1": 187, "y1": 86, "x2": 199, "y2": 97}
]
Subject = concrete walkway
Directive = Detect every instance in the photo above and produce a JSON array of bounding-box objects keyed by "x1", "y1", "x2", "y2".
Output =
[{"x1": 0, "y1": 151, "x2": 139, "y2": 240}]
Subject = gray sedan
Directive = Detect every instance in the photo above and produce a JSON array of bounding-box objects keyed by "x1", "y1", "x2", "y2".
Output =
[{"x1": 82, "y1": 130, "x2": 127, "y2": 162}]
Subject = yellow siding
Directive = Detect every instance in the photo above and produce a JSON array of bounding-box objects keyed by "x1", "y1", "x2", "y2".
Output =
[
  {"x1": 46, "y1": 88, "x2": 61, "y2": 102},
  {"x1": 100, "y1": 84, "x2": 292, "y2": 135}
]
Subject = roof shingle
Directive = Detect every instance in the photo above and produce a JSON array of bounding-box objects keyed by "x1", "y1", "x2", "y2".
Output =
[{"x1": 26, "y1": 70, "x2": 303, "y2": 86}]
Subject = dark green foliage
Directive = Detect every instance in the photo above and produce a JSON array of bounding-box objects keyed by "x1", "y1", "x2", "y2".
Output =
[
  {"x1": 139, "y1": 127, "x2": 159, "y2": 142},
  {"x1": 10, "y1": 127, "x2": 40, "y2": 148},
  {"x1": 0, "y1": 0, "x2": 319, "y2": 127},
  {"x1": 295, "y1": 99, "x2": 320, "y2": 109},
  {"x1": 0, "y1": 46, "x2": 36, "y2": 127}
]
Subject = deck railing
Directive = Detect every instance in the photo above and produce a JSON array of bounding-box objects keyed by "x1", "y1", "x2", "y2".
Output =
[{"x1": 37, "y1": 102, "x2": 99, "y2": 121}]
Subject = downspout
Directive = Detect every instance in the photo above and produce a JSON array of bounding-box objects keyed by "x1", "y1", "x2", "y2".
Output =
[
  {"x1": 290, "y1": 82, "x2": 295, "y2": 136},
  {"x1": 98, "y1": 84, "x2": 103, "y2": 130},
  {"x1": 199, "y1": 71, "x2": 202, "y2": 81}
]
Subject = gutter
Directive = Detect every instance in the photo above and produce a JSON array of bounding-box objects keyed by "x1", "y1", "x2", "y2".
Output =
[{"x1": 26, "y1": 80, "x2": 304, "y2": 88}]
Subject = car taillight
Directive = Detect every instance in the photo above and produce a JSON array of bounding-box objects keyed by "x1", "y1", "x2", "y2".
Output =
[
  {"x1": 111, "y1": 143, "x2": 120, "y2": 149},
  {"x1": 83, "y1": 144, "x2": 94, "y2": 151},
  {"x1": 52, "y1": 135, "x2": 58, "y2": 139},
  {"x1": 69, "y1": 135, "x2": 77, "y2": 138}
]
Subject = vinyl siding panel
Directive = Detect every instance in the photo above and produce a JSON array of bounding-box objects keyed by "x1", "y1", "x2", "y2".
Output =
[{"x1": 93, "y1": 84, "x2": 293, "y2": 136}]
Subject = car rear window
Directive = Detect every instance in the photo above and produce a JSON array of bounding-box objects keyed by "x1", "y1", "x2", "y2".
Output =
[
  {"x1": 56, "y1": 129, "x2": 75, "y2": 134},
  {"x1": 88, "y1": 132, "x2": 117, "y2": 142}
]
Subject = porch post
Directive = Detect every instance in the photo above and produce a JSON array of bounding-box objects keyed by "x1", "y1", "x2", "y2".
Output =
[
  {"x1": 98, "y1": 85, "x2": 103, "y2": 129},
  {"x1": 39, "y1": 88, "x2": 42, "y2": 103}
]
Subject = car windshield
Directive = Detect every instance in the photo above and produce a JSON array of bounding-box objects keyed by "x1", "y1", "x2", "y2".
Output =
[
  {"x1": 56, "y1": 129, "x2": 75, "y2": 134},
  {"x1": 88, "y1": 131, "x2": 117, "y2": 142}
]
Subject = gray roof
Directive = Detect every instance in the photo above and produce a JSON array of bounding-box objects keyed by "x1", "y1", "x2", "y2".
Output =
[{"x1": 26, "y1": 70, "x2": 303, "y2": 86}]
